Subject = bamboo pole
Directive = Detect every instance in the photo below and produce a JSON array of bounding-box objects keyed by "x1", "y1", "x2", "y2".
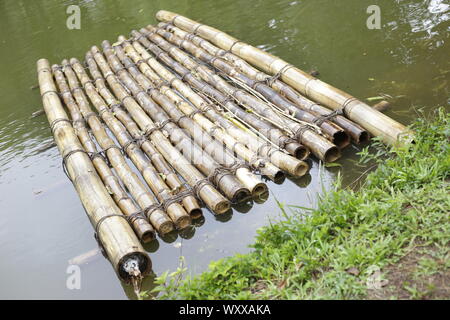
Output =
[
  {"x1": 118, "y1": 38, "x2": 280, "y2": 182},
  {"x1": 88, "y1": 48, "x2": 230, "y2": 214},
  {"x1": 114, "y1": 40, "x2": 279, "y2": 190},
  {"x1": 123, "y1": 38, "x2": 309, "y2": 179},
  {"x1": 58, "y1": 61, "x2": 175, "y2": 235},
  {"x1": 131, "y1": 30, "x2": 308, "y2": 161},
  {"x1": 37, "y1": 59, "x2": 151, "y2": 283},
  {"x1": 52, "y1": 64, "x2": 156, "y2": 243},
  {"x1": 152, "y1": 25, "x2": 350, "y2": 149},
  {"x1": 160, "y1": 22, "x2": 369, "y2": 144},
  {"x1": 141, "y1": 28, "x2": 341, "y2": 162},
  {"x1": 156, "y1": 11, "x2": 410, "y2": 146},
  {"x1": 79, "y1": 56, "x2": 202, "y2": 219},
  {"x1": 100, "y1": 41, "x2": 251, "y2": 203},
  {"x1": 62, "y1": 60, "x2": 191, "y2": 231}
]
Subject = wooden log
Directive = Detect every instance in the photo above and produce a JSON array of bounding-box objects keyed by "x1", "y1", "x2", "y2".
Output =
[
  {"x1": 152, "y1": 25, "x2": 350, "y2": 149},
  {"x1": 131, "y1": 30, "x2": 308, "y2": 161},
  {"x1": 88, "y1": 48, "x2": 230, "y2": 215},
  {"x1": 156, "y1": 11, "x2": 410, "y2": 146},
  {"x1": 80, "y1": 56, "x2": 202, "y2": 219},
  {"x1": 123, "y1": 38, "x2": 309, "y2": 179},
  {"x1": 100, "y1": 42, "x2": 250, "y2": 203},
  {"x1": 62, "y1": 60, "x2": 191, "y2": 231},
  {"x1": 37, "y1": 58, "x2": 151, "y2": 283},
  {"x1": 52, "y1": 64, "x2": 155, "y2": 242},
  {"x1": 160, "y1": 22, "x2": 369, "y2": 145},
  {"x1": 141, "y1": 28, "x2": 341, "y2": 162}
]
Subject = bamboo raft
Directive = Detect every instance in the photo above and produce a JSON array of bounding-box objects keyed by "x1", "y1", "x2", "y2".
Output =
[{"x1": 36, "y1": 11, "x2": 410, "y2": 287}]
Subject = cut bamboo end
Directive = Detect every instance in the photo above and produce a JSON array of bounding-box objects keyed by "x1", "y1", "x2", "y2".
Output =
[
  {"x1": 301, "y1": 130, "x2": 341, "y2": 162},
  {"x1": 167, "y1": 202, "x2": 192, "y2": 230},
  {"x1": 235, "y1": 167, "x2": 268, "y2": 198},
  {"x1": 331, "y1": 130, "x2": 350, "y2": 149},
  {"x1": 189, "y1": 208, "x2": 203, "y2": 219},
  {"x1": 217, "y1": 173, "x2": 251, "y2": 203},
  {"x1": 156, "y1": 219, "x2": 175, "y2": 235},
  {"x1": 251, "y1": 182, "x2": 269, "y2": 198},
  {"x1": 324, "y1": 146, "x2": 341, "y2": 163},
  {"x1": 292, "y1": 161, "x2": 310, "y2": 177},
  {"x1": 293, "y1": 145, "x2": 310, "y2": 160},
  {"x1": 260, "y1": 164, "x2": 285, "y2": 182},
  {"x1": 128, "y1": 218, "x2": 155, "y2": 243},
  {"x1": 212, "y1": 199, "x2": 231, "y2": 214},
  {"x1": 197, "y1": 184, "x2": 231, "y2": 214},
  {"x1": 117, "y1": 252, "x2": 152, "y2": 281},
  {"x1": 149, "y1": 209, "x2": 175, "y2": 235},
  {"x1": 357, "y1": 131, "x2": 371, "y2": 144},
  {"x1": 181, "y1": 196, "x2": 203, "y2": 219}
]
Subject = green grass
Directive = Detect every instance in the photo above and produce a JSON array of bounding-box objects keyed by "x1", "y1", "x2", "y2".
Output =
[{"x1": 152, "y1": 108, "x2": 449, "y2": 300}]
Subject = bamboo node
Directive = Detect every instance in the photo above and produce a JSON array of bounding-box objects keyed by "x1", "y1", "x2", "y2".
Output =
[
  {"x1": 41, "y1": 89, "x2": 60, "y2": 99},
  {"x1": 84, "y1": 111, "x2": 98, "y2": 122},
  {"x1": 208, "y1": 125, "x2": 222, "y2": 136},
  {"x1": 135, "y1": 59, "x2": 147, "y2": 66},
  {"x1": 171, "y1": 15, "x2": 181, "y2": 25},
  {"x1": 188, "y1": 109, "x2": 203, "y2": 118},
  {"x1": 120, "y1": 94, "x2": 133, "y2": 105},
  {"x1": 50, "y1": 118, "x2": 72, "y2": 133},
  {"x1": 192, "y1": 23, "x2": 204, "y2": 36},
  {"x1": 121, "y1": 138, "x2": 136, "y2": 154},
  {"x1": 228, "y1": 40, "x2": 244, "y2": 53}
]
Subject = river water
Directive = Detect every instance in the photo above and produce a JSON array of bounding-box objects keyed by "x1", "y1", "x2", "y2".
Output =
[{"x1": 0, "y1": 0, "x2": 448, "y2": 299}]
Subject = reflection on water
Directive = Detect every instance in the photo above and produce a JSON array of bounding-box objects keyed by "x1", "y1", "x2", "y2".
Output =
[{"x1": 0, "y1": 0, "x2": 448, "y2": 299}]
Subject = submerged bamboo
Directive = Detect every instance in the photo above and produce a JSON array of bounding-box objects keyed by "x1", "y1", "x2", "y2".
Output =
[
  {"x1": 52, "y1": 64, "x2": 155, "y2": 243},
  {"x1": 62, "y1": 60, "x2": 191, "y2": 231},
  {"x1": 160, "y1": 22, "x2": 369, "y2": 144},
  {"x1": 37, "y1": 59, "x2": 151, "y2": 283},
  {"x1": 131, "y1": 30, "x2": 308, "y2": 160},
  {"x1": 79, "y1": 56, "x2": 202, "y2": 219},
  {"x1": 88, "y1": 48, "x2": 230, "y2": 214},
  {"x1": 156, "y1": 11, "x2": 410, "y2": 145},
  {"x1": 151, "y1": 25, "x2": 350, "y2": 149},
  {"x1": 123, "y1": 38, "x2": 309, "y2": 179},
  {"x1": 141, "y1": 28, "x2": 340, "y2": 162},
  {"x1": 100, "y1": 41, "x2": 250, "y2": 203}
]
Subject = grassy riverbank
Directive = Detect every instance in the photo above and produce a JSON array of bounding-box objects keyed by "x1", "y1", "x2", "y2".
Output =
[{"x1": 154, "y1": 108, "x2": 449, "y2": 300}]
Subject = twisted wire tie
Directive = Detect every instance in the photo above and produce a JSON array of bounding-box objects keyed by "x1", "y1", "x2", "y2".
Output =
[
  {"x1": 94, "y1": 213, "x2": 130, "y2": 255},
  {"x1": 50, "y1": 118, "x2": 72, "y2": 133}
]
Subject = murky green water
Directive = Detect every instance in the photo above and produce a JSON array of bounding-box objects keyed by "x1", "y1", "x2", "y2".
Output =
[{"x1": 0, "y1": 0, "x2": 448, "y2": 299}]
